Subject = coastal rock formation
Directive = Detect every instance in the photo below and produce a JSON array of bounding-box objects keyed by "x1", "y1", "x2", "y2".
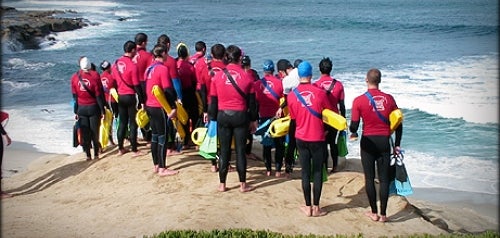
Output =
[{"x1": 1, "y1": 6, "x2": 88, "y2": 51}]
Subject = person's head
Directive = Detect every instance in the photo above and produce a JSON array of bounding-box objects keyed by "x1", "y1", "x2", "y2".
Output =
[
  {"x1": 90, "y1": 63, "x2": 96, "y2": 71},
  {"x1": 241, "y1": 55, "x2": 251, "y2": 68},
  {"x1": 297, "y1": 61, "x2": 313, "y2": 82},
  {"x1": 262, "y1": 59, "x2": 274, "y2": 74},
  {"x1": 79, "y1": 56, "x2": 91, "y2": 72},
  {"x1": 195, "y1": 41, "x2": 206, "y2": 54},
  {"x1": 157, "y1": 34, "x2": 171, "y2": 50},
  {"x1": 277, "y1": 59, "x2": 293, "y2": 76},
  {"x1": 135, "y1": 32, "x2": 148, "y2": 47},
  {"x1": 123, "y1": 40, "x2": 136, "y2": 56},
  {"x1": 225, "y1": 45, "x2": 242, "y2": 64},
  {"x1": 319, "y1": 57, "x2": 333, "y2": 75},
  {"x1": 210, "y1": 43, "x2": 226, "y2": 60},
  {"x1": 177, "y1": 43, "x2": 189, "y2": 59},
  {"x1": 293, "y1": 59, "x2": 303, "y2": 68},
  {"x1": 100, "y1": 60, "x2": 111, "y2": 71},
  {"x1": 152, "y1": 44, "x2": 167, "y2": 59},
  {"x1": 366, "y1": 68, "x2": 382, "y2": 86}
]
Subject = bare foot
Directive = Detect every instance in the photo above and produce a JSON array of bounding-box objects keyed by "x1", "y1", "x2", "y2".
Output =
[
  {"x1": 1, "y1": 191, "x2": 13, "y2": 199},
  {"x1": 211, "y1": 165, "x2": 219, "y2": 173},
  {"x1": 132, "y1": 151, "x2": 144, "y2": 157},
  {"x1": 246, "y1": 153, "x2": 258, "y2": 160},
  {"x1": 364, "y1": 211, "x2": 380, "y2": 221},
  {"x1": 118, "y1": 148, "x2": 129, "y2": 155},
  {"x1": 275, "y1": 171, "x2": 282, "y2": 177},
  {"x1": 86, "y1": 157, "x2": 92, "y2": 161},
  {"x1": 218, "y1": 183, "x2": 227, "y2": 192},
  {"x1": 158, "y1": 168, "x2": 179, "y2": 176},
  {"x1": 266, "y1": 171, "x2": 272, "y2": 176},
  {"x1": 228, "y1": 165, "x2": 236, "y2": 172},
  {"x1": 379, "y1": 215, "x2": 388, "y2": 223},
  {"x1": 167, "y1": 150, "x2": 182, "y2": 156},
  {"x1": 312, "y1": 206, "x2": 327, "y2": 217},
  {"x1": 300, "y1": 205, "x2": 312, "y2": 217},
  {"x1": 153, "y1": 165, "x2": 159, "y2": 173},
  {"x1": 240, "y1": 183, "x2": 254, "y2": 192}
]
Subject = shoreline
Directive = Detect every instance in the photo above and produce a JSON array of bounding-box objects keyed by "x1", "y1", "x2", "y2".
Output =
[{"x1": 1, "y1": 141, "x2": 498, "y2": 237}]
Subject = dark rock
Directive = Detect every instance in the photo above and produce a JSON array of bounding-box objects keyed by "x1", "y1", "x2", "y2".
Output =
[{"x1": 1, "y1": 6, "x2": 89, "y2": 51}]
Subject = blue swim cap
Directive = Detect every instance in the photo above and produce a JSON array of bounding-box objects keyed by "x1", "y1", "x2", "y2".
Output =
[
  {"x1": 297, "y1": 61, "x2": 312, "y2": 78},
  {"x1": 263, "y1": 59, "x2": 274, "y2": 72}
]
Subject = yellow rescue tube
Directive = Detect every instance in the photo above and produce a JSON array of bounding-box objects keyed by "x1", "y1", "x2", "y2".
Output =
[
  {"x1": 152, "y1": 85, "x2": 185, "y2": 139},
  {"x1": 99, "y1": 108, "x2": 114, "y2": 149},
  {"x1": 176, "y1": 101, "x2": 189, "y2": 125},
  {"x1": 269, "y1": 116, "x2": 291, "y2": 138},
  {"x1": 110, "y1": 88, "x2": 119, "y2": 102},
  {"x1": 191, "y1": 127, "x2": 207, "y2": 146},
  {"x1": 279, "y1": 97, "x2": 289, "y2": 116},
  {"x1": 389, "y1": 109, "x2": 404, "y2": 132},
  {"x1": 321, "y1": 109, "x2": 347, "y2": 131},
  {"x1": 135, "y1": 108, "x2": 149, "y2": 128}
]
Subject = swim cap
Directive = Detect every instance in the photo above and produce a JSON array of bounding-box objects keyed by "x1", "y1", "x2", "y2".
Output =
[
  {"x1": 276, "y1": 59, "x2": 293, "y2": 71},
  {"x1": 262, "y1": 59, "x2": 274, "y2": 72},
  {"x1": 80, "y1": 57, "x2": 91, "y2": 71},
  {"x1": 297, "y1": 61, "x2": 312, "y2": 78},
  {"x1": 100, "y1": 60, "x2": 110, "y2": 70}
]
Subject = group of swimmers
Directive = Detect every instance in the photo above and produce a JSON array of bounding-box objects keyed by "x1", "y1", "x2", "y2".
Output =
[{"x1": 70, "y1": 32, "x2": 403, "y2": 221}]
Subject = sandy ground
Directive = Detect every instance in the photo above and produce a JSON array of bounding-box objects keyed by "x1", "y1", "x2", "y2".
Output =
[{"x1": 1, "y1": 142, "x2": 498, "y2": 238}]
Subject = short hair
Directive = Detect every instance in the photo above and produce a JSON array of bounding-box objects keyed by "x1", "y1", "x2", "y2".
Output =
[
  {"x1": 135, "y1": 32, "x2": 148, "y2": 45},
  {"x1": 276, "y1": 59, "x2": 293, "y2": 72},
  {"x1": 319, "y1": 57, "x2": 333, "y2": 74},
  {"x1": 195, "y1": 41, "x2": 206, "y2": 52},
  {"x1": 293, "y1": 59, "x2": 303, "y2": 68},
  {"x1": 152, "y1": 44, "x2": 167, "y2": 58},
  {"x1": 241, "y1": 55, "x2": 251, "y2": 67},
  {"x1": 177, "y1": 44, "x2": 189, "y2": 59},
  {"x1": 157, "y1": 34, "x2": 170, "y2": 47},
  {"x1": 123, "y1": 40, "x2": 136, "y2": 53},
  {"x1": 225, "y1": 45, "x2": 242, "y2": 64},
  {"x1": 211, "y1": 43, "x2": 225, "y2": 60},
  {"x1": 366, "y1": 68, "x2": 382, "y2": 84}
]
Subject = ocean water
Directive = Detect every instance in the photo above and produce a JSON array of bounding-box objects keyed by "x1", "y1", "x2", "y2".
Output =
[{"x1": 1, "y1": 0, "x2": 498, "y2": 196}]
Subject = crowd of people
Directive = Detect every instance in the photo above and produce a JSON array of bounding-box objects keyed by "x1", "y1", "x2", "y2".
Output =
[{"x1": 69, "y1": 32, "x2": 403, "y2": 220}]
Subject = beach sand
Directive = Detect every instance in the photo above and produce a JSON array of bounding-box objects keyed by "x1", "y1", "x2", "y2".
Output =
[{"x1": 1, "y1": 141, "x2": 498, "y2": 238}]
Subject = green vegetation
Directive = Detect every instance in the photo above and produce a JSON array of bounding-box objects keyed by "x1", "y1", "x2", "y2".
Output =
[{"x1": 145, "y1": 229, "x2": 499, "y2": 238}]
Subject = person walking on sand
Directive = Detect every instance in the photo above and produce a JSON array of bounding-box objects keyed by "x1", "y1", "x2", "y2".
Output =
[
  {"x1": 313, "y1": 57, "x2": 346, "y2": 173},
  {"x1": 144, "y1": 44, "x2": 179, "y2": 176},
  {"x1": 349, "y1": 68, "x2": 403, "y2": 223},
  {"x1": 1, "y1": 117, "x2": 12, "y2": 198},
  {"x1": 287, "y1": 61, "x2": 333, "y2": 217},
  {"x1": 71, "y1": 56, "x2": 105, "y2": 161},
  {"x1": 111, "y1": 40, "x2": 145, "y2": 156},
  {"x1": 208, "y1": 45, "x2": 258, "y2": 192}
]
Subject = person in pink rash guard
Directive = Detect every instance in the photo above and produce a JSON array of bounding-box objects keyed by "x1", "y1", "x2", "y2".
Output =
[{"x1": 287, "y1": 61, "x2": 333, "y2": 217}]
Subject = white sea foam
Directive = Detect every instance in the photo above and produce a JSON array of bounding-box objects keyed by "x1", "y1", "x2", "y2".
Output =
[
  {"x1": 344, "y1": 142, "x2": 498, "y2": 195},
  {"x1": 2, "y1": 104, "x2": 84, "y2": 155},
  {"x1": 340, "y1": 54, "x2": 499, "y2": 124}
]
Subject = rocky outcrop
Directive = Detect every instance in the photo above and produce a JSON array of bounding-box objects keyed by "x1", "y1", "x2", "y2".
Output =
[{"x1": 1, "y1": 6, "x2": 88, "y2": 51}]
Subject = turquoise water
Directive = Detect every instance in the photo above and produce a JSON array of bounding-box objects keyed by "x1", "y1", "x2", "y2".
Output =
[{"x1": 1, "y1": 0, "x2": 498, "y2": 195}]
